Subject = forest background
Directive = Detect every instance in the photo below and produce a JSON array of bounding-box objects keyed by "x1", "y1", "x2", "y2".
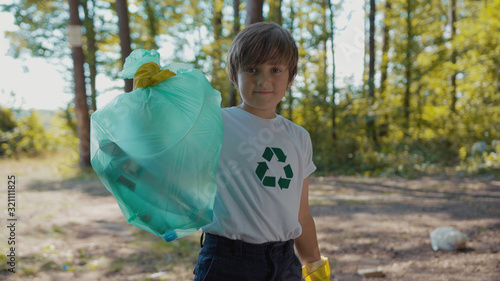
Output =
[{"x1": 0, "y1": 0, "x2": 499, "y2": 178}]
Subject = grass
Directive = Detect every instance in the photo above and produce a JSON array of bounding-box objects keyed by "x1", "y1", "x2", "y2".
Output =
[
  {"x1": 51, "y1": 225, "x2": 66, "y2": 236},
  {"x1": 14, "y1": 244, "x2": 110, "y2": 276}
]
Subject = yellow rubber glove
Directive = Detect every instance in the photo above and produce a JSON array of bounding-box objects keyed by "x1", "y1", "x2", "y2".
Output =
[
  {"x1": 133, "y1": 62, "x2": 176, "y2": 90},
  {"x1": 302, "y1": 257, "x2": 331, "y2": 281}
]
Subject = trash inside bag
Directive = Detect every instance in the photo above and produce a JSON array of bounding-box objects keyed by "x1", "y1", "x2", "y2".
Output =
[
  {"x1": 430, "y1": 227, "x2": 468, "y2": 251},
  {"x1": 90, "y1": 49, "x2": 223, "y2": 242}
]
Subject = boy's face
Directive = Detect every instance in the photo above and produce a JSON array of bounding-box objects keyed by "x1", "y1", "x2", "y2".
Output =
[{"x1": 236, "y1": 63, "x2": 293, "y2": 119}]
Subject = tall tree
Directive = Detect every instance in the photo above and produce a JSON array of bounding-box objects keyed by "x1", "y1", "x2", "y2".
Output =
[
  {"x1": 448, "y1": 0, "x2": 457, "y2": 113},
  {"x1": 68, "y1": 0, "x2": 91, "y2": 167},
  {"x1": 327, "y1": 0, "x2": 337, "y2": 142},
  {"x1": 286, "y1": 3, "x2": 296, "y2": 121},
  {"x1": 210, "y1": 0, "x2": 230, "y2": 100},
  {"x1": 228, "y1": 0, "x2": 241, "y2": 107},
  {"x1": 115, "y1": 0, "x2": 133, "y2": 92},
  {"x1": 269, "y1": 0, "x2": 284, "y2": 114},
  {"x1": 246, "y1": 0, "x2": 264, "y2": 25},
  {"x1": 82, "y1": 0, "x2": 98, "y2": 111},
  {"x1": 269, "y1": 0, "x2": 283, "y2": 25},
  {"x1": 367, "y1": 0, "x2": 377, "y2": 143},
  {"x1": 2, "y1": 0, "x2": 120, "y2": 110},
  {"x1": 378, "y1": 0, "x2": 391, "y2": 139},
  {"x1": 403, "y1": 0, "x2": 413, "y2": 131},
  {"x1": 143, "y1": 0, "x2": 160, "y2": 50},
  {"x1": 379, "y1": 0, "x2": 390, "y2": 100},
  {"x1": 317, "y1": 0, "x2": 329, "y2": 107}
]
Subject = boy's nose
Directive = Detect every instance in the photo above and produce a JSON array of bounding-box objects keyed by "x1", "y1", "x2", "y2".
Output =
[{"x1": 257, "y1": 73, "x2": 271, "y2": 86}]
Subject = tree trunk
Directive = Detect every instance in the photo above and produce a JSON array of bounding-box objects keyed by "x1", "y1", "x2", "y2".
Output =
[
  {"x1": 116, "y1": 0, "x2": 133, "y2": 92},
  {"x1": 448, "y1": 0, "x2": 457, "y2": 113},
  {"x1": 212, "y1": 0, "x2": 224, "y2": 100},
  {"x1": 287, "y1": 3, "x2": 296, "y2": 121},
  {"x1": 270, "y1": 0, "x2": 283, "y2": 114},
  {"x1": 380, "y1": 0, "x2": 390, "y2": 100},
  {"x1": 144, "y1": 0, "x2": 159, "y2": 49},
  {"x1": 228, "y1": 0, "x2": 240, "y2": 107},
  {"x1": 327, "y1": 0, "x2": 337, "y2": 142},
  {"x1": 404, "y1": 0, "x2": 413, "y2": 131},
  {"x1": 362, "y1": 0, "x2": 369, "y2": 98},
  {"x1": 321, "y1": 0, "x2": 328, "y2": 104},
  {"x1": 69, "y1": 0, "x2": 91, "y2": 168},
  {"x1": 269, "y1": 0, "x2": 282, "y2": 25},
  {"x1": 82, "y1": 0, "x2": 98, "y2": 112},
  {"x1": 246, "y1": 0, "x2": 264, "y2": 25},
  {"x1": 367, "y1": 0, "x2": 377, "y2": 144},
  {"x1": 378, "y1": 0, "x2": 391, "y2": 139}
]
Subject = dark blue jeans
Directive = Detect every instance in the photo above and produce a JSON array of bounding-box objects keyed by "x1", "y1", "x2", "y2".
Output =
[{"x1": 193, "y1": 233, "x2": 302, "y2": 281}]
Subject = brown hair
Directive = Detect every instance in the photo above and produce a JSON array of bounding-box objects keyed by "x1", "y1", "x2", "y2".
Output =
[{"x1": 227, "y1": 22, "x2": 299, "y2": 85}]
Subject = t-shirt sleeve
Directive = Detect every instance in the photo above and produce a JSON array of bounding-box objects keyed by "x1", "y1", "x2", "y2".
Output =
[{"x1": 302, "y1": 130, "x2": 316, "y2": 179}]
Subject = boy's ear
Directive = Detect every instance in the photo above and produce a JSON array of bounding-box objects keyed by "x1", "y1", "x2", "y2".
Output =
[
  {"x1": 287, "y1": 78, "x2": 294, "y2": 88},
  {"x1": 231, "y1": 75, "x2": 239, "y2": 88}
]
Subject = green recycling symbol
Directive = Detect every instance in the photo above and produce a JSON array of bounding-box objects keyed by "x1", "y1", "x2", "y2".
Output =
[{"x1": 255, "y1": 147, "x2": 294, "y2": 189}]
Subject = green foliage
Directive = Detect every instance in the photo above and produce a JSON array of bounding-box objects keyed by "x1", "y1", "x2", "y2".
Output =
[
  {"x1": 46, "y1": 108, "x2": 79, "y2": 153},
  {"x1": 0, "y1": 106, "x2": 18, "y2": 156},
  {"x1": 0, "y1": 106, "x2": 17, "y2": 132},
  {"x1": 0, "y1": 108, "x2": 79, "y2": 159},
  {"x1": 1, "y1": 0, "x2": 68, "y2": 59},
  {"x1": 301, "y1": 0, "x2": 500, "y2": 177},
  {"x1": 16, "y1": 110, "x2": 48, "y2": 154},
  {"x1": 0, "y1": 110, "x2": 48, "y2": 157},
  {"x1": 1, "y1": 0, "x2": 499, "y2": 177},
  {"x1": 456, "y1": 141, "x2": 500, "y2": 175}
]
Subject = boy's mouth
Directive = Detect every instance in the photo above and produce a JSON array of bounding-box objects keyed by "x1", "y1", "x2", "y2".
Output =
[{"x1": 254, "y1": 90, "x2": 273, "y2": 94}]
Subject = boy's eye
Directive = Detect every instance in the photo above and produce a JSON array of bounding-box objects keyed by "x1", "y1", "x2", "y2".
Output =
[
  {"x1": 245, "y1": 67, "x2": 256, "y2": 73},
  {"x1": 272, "y1": 68, "x2": 282, "y2": 73}
]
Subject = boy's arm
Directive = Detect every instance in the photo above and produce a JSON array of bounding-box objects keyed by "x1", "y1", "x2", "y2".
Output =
[{"x1": 295, "y1": 177, "x2": 322, "y2": 264}]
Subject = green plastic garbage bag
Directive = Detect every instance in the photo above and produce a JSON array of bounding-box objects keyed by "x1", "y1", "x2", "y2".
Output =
[{"x1": 90, "y1": 49, "x2": 223, "y2": 241}]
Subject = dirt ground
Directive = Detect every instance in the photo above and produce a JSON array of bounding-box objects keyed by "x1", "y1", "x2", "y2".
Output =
[{"x1": 1, "y1": 155, "x2": 499, "y2": 280}]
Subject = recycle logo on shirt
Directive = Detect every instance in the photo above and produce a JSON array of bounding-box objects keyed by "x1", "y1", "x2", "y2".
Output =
[{"x1": 255, "y1": 147, "x2": 294, "y2": 189}]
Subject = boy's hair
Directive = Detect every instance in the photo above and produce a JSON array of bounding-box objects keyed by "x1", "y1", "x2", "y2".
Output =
[{"x1": 227, "y1": 22, "x2": 299, "y2": 85}]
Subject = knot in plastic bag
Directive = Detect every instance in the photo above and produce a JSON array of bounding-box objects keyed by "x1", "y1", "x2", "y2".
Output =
[
  {"x1": 120, "y1": 49, "x2": 161, "y2": 79},
  {"x1": 133, "y1": 62, "x2": 176, "y2": 90}
]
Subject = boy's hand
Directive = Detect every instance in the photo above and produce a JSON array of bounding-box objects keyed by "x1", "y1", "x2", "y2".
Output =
[{"x1": 302, "y1": 256, "x2": 331, "y2": 281}]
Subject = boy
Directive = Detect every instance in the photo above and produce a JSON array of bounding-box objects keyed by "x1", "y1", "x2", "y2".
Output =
[{"x1": 194, "y1": 22, "x2": 330, "y2": 280}]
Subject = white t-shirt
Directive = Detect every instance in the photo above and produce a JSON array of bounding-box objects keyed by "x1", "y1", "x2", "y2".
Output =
[{"x1": 201, "y1": 107, "x2": 316, "y2": 243}]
